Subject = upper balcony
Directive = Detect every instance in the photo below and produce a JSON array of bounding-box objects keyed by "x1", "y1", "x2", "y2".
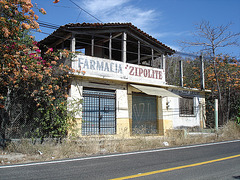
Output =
[{"x1": 40, "y1": 23, "x2": 175, "y2": 85}]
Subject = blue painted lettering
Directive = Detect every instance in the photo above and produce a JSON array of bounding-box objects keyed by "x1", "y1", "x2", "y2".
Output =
[
  {"x1": 118, "y1": 64, "x2": 122, "y2": 73},
  {"x1": 110, "y1": 62, "x2": 114, "y2": 72},
  {"x1": 90, "y1": 60, "x2": 95, "y2": 70},
  {"x1": 96, "y1": 61, "x2": 104, "y2": 71},
  {"x1": 104, "y1": 62, "x2": 109, "y2": 72},
  {"x1": 83, "y1": 59, "x2": 89, "y2": 69}
]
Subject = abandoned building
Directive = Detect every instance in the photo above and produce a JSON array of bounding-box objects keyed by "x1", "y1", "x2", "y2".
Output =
[{"x1": 40, "y1": 22, "x2": 207, "y2": 137}]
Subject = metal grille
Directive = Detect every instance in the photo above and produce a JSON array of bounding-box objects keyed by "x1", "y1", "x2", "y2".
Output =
[
  {"x1": 82, "y1": 88, "x2": 116, "y2": 135},
  {"x1": 179, "y1": 97, "x2": 194, "y2": 116}
]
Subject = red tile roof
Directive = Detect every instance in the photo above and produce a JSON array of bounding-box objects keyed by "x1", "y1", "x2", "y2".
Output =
[{"x1": 40, "y1": 22, "x2": 175, "y2": 54}]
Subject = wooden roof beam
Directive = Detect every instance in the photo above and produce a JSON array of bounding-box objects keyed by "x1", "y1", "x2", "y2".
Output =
[
  {"x1": 49, "y1": 33, "x2": 72, "y2": 48},
  {"x1": 128, "y1": 52, "x2": 162, "y2": 64},
  {"x1": 126, "y1": 31, "x2": 164, "y2": 54}
]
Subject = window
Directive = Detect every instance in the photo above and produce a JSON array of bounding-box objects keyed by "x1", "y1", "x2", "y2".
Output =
[{"x1": 179, "y1": 97, "x2": 194, "y2": 116}]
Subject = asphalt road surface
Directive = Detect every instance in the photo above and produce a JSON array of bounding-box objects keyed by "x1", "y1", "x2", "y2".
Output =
[{"x1": 1, "y1": 140, "x2": 240, "y2": 180}]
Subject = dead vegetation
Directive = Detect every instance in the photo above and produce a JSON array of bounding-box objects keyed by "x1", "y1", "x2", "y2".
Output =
[{"x1": 1, "y1": 121, "x2": 240, "y2": 165}]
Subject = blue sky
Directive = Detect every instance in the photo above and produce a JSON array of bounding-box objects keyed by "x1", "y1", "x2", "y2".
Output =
[{"x1": 32, "y1": 0, "x2": 240, "y2": 58}]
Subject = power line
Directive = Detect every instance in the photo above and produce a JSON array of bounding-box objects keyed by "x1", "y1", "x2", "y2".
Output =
[
  {"x1": 68, "y1": 0, "x2": 103, "y2": 23},
  {"x1": 38, "y1": 21, "x2": 59, "y2": 30},
  {"x1": 75, "y1": 10, "x2": 82, "y2": 23},
  {"x1": 175, "y1": 51, "x2": 198, "y2": 58},
  {"x1": 175, "y1": 51, "x2": 214, "y2": 60}
]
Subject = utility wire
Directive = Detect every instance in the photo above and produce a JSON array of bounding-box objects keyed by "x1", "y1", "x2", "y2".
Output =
[
  {"x1": 38, "y1": 21, "x2": 59, "y2": 29},
  {"x1": 175, "y1": 51, "x2": 213, "y2": 60},
  {"x1": 75, "y1": 10, "x2": 82, "y2": 23},
  {"x1": 69, "y1": 0, "x2": 103, "y2": 23}
]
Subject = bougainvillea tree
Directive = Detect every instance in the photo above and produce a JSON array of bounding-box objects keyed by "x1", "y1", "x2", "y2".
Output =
[{"x1": 0, "y1": 0, "x2": 78, "y2": 142}]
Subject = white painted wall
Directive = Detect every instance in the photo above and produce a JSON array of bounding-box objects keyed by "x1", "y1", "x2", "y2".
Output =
[
  {"x1": 116, "y1": 89, "x2": 129, "y2": 119},
  {"x1": 164, "y1": 96, "x2": 203, "y2": 129}
]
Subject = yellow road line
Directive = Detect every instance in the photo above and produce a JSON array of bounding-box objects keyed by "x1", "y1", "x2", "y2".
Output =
[{"x1": 110, "y1": 154, "x2": 240, "y2": 180}]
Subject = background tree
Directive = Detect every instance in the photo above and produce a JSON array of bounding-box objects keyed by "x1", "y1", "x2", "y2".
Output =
[
  {"x1": 175, "y1": 20, "x2": 240, "y2": 126},
  {"x1": 166, "y1": 55, "x2": 201, "y2": 89},
  {"x1": 181, "y1": 20, "x2": 240, "y2": 57}
]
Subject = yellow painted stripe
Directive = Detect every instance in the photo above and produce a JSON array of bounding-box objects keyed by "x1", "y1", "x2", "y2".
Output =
[{"x1": 110, "y1": 154, "x2": 240, "y2": 180}]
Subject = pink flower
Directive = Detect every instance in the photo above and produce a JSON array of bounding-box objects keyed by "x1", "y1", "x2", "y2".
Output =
[
  {"x1": 33, "y1": 41, "x2": 40, "y2": 47},
  {"x1": 36, "y1": 49, "x2": 41, "y2": 53},
  {"x1": 49, "y1": 48, "x2": 53, "y2": 52},
  {"x1": 37, "y1": 62, "x2": 41, "y2": 65}
]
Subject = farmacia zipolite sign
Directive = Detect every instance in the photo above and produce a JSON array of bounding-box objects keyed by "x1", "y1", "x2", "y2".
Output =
[{"x1": 72, "y1": 55, "x2": 165, "y2": 85}]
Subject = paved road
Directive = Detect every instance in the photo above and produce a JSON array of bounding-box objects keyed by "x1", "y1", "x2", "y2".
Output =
[{"x1": 0, "y1": 140, "x2": 240, "y2": 180}]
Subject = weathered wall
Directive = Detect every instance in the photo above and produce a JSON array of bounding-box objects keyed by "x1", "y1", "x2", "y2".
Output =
[{"x1": 68, "y1": 55, "x2": 206, "y2": 137}]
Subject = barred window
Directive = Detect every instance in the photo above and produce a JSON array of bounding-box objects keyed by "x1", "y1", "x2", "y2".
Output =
[{"x1": 179, "y1": 97, "x2": 194, "y2": 116}]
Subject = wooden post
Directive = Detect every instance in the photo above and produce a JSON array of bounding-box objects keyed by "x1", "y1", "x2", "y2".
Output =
[
  {"x1": 70, "y1": 33, "x2": 75, "y2": 52},
  {"x1": 179, "y1": 60, "x2": 183, "y2": 87},
  {"x1": 109, "y1": 33, "x2": 112, "y2": 59},
  {"x1": 91, "y1": 35, "x2": 94, "y2": 56},
  {"x1": 200, "y1": 54, "x2": 205, "y2": 90},
  {"x1": 122, "y1": 32, "x2": 127, "y2": 63},
  {"x1": 138, "y1": 41, "x2": 140, "y2": 65},
  {"x1": 215, "y1": 99, "x2": 218, "y2": 131}
]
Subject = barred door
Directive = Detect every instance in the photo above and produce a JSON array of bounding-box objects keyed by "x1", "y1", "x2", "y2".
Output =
[{"x1": 82, "y1": 88, "x2": 116, "y2": 135}]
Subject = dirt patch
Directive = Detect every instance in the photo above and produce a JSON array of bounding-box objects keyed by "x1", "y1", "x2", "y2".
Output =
[{"x1": 0, "y1": 151, "x2": 27, "y2": 165}]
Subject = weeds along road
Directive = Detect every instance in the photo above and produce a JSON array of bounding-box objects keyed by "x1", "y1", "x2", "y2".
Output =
[{"x1": 0, "y1": 140, "x2": 240, "y2": 180}]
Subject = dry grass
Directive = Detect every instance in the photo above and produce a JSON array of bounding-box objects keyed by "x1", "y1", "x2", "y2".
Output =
[{"x1": 1, "y1": 121, "x2": 240, "y2": 165}]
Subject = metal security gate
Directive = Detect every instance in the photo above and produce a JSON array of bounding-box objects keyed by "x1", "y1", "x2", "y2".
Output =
[
  {"x1": 82, "y1": 88, "x2": 116, "y2": 135},
  {"x1": 132, "y1": 93, "x2": 157, "y2": 134}
]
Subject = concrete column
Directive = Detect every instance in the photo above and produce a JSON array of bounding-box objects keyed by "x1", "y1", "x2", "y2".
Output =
[
  {"x1": 179, "y1": 60, "x2": 183, "y2": 87},
  {"x1": 91, "y1": 36, "x2": 94, "y2": 56},
  {"x1": 122, "y1": 32, "x2": 127, "y2": 63},
  {"x1": 200, "y1": 55, "x2": 205, "y2": 90},
  {"x1": 161, "y1": 54, "x2": 166, "y2": 70},
  {"x1": 109, "y1": 33, "x2": 112, "y2": 59},
  {"x1": 70, "y1": 33, "x2": 76, "y2": 52},
  {"x1": 151, "y1": 49, "x2": 154, "y2": 67},
  {"x1": 215, "y1": 99, "x2": 218, "y2": 131},
  {"x1": 138, "y1": 41, "x2": 140, "y2": 65}
]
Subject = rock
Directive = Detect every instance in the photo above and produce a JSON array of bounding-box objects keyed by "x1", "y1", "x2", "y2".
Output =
[{"x1": 163, "y1": 141, "x2": 169, "y2": 146}]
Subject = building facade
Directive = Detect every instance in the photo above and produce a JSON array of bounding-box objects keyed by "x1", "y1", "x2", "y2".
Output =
[{"x1": 40, "y1": 23, "x2": 206, "y2": 137}]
